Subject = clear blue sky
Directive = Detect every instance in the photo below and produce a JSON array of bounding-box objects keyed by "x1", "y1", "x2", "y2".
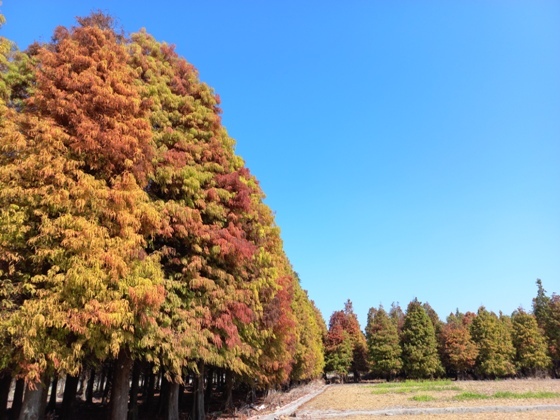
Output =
[{"x1": 2, "y1": 1, "x2": 559, "y2": 329}]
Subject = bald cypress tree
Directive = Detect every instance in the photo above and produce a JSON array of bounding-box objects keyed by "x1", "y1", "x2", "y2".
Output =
[
  {"x1": 0, "y1": 14, "x2": 166, "y2": 419},
  {"x1": 511, "y1": 309, "x2": 551, "y2": 376},
  {"x1": 532, "y1": 280, "x2": 560, "y2": 376},
  {"x1": 400, "y1": 299, "x2": 443, "y2": 379},
  {"x1": 291, "y1": 286, "x2": 326, "y2": 382},
  {"x1": 440, "y1": 312, "x2": 478, "y2": 379},
  {"x1": 324, "y1": 312, "x2": 353, "y2": 381},
  {"x1": 470, "y1": 307, "x2": 515, "y2": 378},
  {"x1": 1, "y1": 11, "x2": 327, "y2": 418},
  {"x1": 365, "y1": 305, "x2": 402, "y2": 379}
]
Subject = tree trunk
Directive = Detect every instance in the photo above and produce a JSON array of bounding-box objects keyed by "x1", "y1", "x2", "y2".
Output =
[
  {"x1": 179, "y1": 384, "x2": 186, "y2": 409},
  {"x1": 85, "y1": 368, "x2": 95, "y2": 405},
  {"x1": 10, "y1": 378, "x2": 25, "y2": 420},
  {"x1": 46, "y1": 375, "x2": 57, "y2": 413},
  {"x1": 97, "y1": 368, "x2": 105, "y2": 397},
  {"x1": 191, "y1": 361, "x2": 205, "y2": 420},
  {"x1": 18, "y1": 378, "x2": 47, "y2": 420},
  {"x1": 101, "y1": 370, "x2": 111, "y2": 405},
  {"x1": 128, "y1": 361, "x2": 141, "y2": 420},
  {"x1": 224, "y1": 370, "x2": 233, "y2": 411},
  {"x1": 60, "y1": 374, "x2": 79, "y2": 420},
  {"x1": 142, "y1": 369, "x2": 155, "y2": 409},
  {"x1": 204, "y1": 367, "x2": 213, "y2": 408},
  {"x1": 108, "y1": 349, "x2": 133, "y2": 420},
  {"x1": 77, "y1": 374, "x2": 87, "y2": 400},
  {"x1": 156, "y1": 376, "x2": 169, "y2": 418},
  {"x1": 163, "y1": 381, "x2": 179, "y2": 420},
  {"x1": 0, "y1": 374, "x2": 11, "y2": 420}
]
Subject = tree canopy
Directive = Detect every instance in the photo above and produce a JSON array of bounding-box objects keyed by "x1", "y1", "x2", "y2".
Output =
[{"x1": 0, "y1": 11, "x2": 325, "y2": 420}]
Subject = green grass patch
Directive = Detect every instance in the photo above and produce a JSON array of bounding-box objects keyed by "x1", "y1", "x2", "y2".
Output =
[
  {"x1": 493, "y1": 391, "x2": 560, "y2": 399},
  {"x1": 454, "y1": 390, "x2": 560, "y2": 401},
  {"x1": 410, "y1": 394, "x2": 436, "y2": 402},
  {"x1": 371, "y1": 380, "x2": 461, "y2": 394},
  {"x1": 454, "y1": 392, "x2": 489, "y2": 401}
]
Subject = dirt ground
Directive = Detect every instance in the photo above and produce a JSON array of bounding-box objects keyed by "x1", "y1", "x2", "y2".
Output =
[
  {"x1": 289, "y1": 379, "x2": 560, "y2": 419},
  {"x1": 340, "y1": 413, "x2": 560, "y2": 420}
]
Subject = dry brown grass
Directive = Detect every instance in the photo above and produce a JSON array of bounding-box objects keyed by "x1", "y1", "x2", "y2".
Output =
[
  {"x1": 343, "y1": 412, "x2": 560, "y2": 420},
  {"x1": 295, "y1": 379, "x2": 560, "y2": 419}
]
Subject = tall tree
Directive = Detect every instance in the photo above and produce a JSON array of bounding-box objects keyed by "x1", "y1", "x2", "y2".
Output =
[
  {"x1": 532, "y1": 280, "x2": 560, "y2": 376},
  {"x1": 291, "y1": 288, "x2": 325, "y2": 383},
  {"x1": 400, "y1": 299, "x2": 443, "y2": 379},
  {"x1": 365, "y1": 305, "x2": 402, "y2": 379},
  {"x1": 128, "y1": 26, "x2": 313, "y2": 416},
  {"x1": 324, "y1": 312, "x2": 353, "y2": 381},
  {"x1": 342, "y1": 300, "x2": 368, "y2": 381},
  {"x1": 546, "y1": 295, "x2": 560, "y2": 376},
  {"x1": 440, "y1": 312, "x2": 478, "y2": 379},
  {"x1": 1, "y1": 14, "x2": 166, "y2": 419},
  {"x1": 129, "y1": 29, "x2": 264, "y2": 420},
  {"x1": 470, "y1": 307, "x2": 515, "y2": 378},
  {"x1": 0, "y1": 11, "x2": 327, "y2": 419},
  {"x1": 511, "y1": 308, "x2": 551, "y2": 376}
]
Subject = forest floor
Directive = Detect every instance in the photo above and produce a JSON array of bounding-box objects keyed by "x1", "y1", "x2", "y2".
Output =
[{"x1": 249, "y1": 379, "x2": 560, "y2": 419}]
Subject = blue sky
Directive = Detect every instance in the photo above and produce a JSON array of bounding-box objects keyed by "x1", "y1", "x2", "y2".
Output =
[{"x1": 2, "y1": 1, "x2": 559, "y2": 329}]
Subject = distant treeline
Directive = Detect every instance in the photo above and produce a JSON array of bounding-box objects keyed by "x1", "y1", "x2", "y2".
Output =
[
  {"x1": 325, "y1": 279, "x2": 559, "y2": 381},
  {"x1": 0, "y1": 12, "x2": 325, "y2": 420}
]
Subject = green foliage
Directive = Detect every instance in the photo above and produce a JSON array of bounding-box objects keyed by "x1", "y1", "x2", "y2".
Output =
[
  {"x1": 511, "y1": 309, "x2": 551, "y2": 375},
  {"x1": 469, "y1": 307, "x2": 516, "y2": 378},
  {"x1": 0, "y1": 12, "x2": 326, "y2": 398},
  {"x1": 343, "y1": 300, "x2": 369, "y2": 376},
  {"x1": 365, "y1": 305, "x2": 402, "y2": 378},
  {"x1": 324, "y1": 333, "x2": 353, "y2": 377},
  {"x1": 324, "y1": 316, "x2": 353, "y2": 378},
  {"x1": 548, "y1": 296, "x2": 560, "y2": 373},
  {"x1": 324, "y1": 301, "x2": 368, "y2": 381},
  {"x1": 400, "y1": 299, "x2": 444, "y2": 379},
  {"x1": 532, "y1": 279, "x2": 560, "y2": 375},
  {"x1": 291, "y1": 285, "x2": 326, "y2": 382},
  {"x1": 532, "y1": 279, "x2": 551, "y2": 328}
]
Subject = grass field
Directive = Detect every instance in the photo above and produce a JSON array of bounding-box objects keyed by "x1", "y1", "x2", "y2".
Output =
[{"x1": 293, "y1": 379, "x2": 560, "y2": 419}]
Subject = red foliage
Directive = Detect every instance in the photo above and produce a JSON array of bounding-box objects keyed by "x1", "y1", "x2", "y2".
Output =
[{"x1": 30, "y1": 20, "x2": 154, "y2": 184}]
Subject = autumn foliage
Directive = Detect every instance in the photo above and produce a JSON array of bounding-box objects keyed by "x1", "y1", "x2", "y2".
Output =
[{"x1": 0, "y1": 12, "x2": 325, "y2": 420}]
